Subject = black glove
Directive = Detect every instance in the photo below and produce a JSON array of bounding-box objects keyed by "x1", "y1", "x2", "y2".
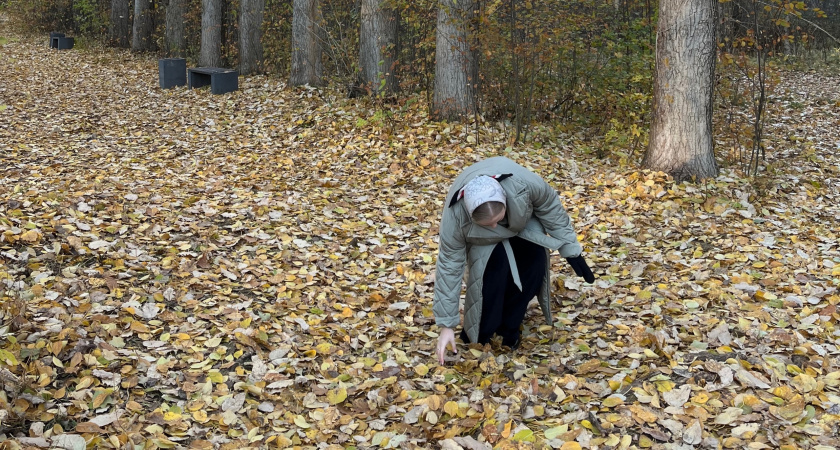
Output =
[{"x1": 566, "y1": 255, "x2": 595, "y2": 283}]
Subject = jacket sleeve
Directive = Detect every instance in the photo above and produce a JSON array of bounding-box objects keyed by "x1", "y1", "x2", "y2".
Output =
[
  {"x1": 527, "y1": 175, "x2": 583, "y2": 258},
  {"x1": 432, "y1": 204, "x2": 466, "y2": 329}
]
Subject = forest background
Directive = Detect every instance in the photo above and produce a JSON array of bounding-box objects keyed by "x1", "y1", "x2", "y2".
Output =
[{"x1": 4, "y1": 0, "x2": 840, "y2": 172}]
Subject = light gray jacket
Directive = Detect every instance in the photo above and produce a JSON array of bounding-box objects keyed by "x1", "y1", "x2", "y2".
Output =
[{"x1": 433, "y1": 157, "x2": 582, "y2": 343}]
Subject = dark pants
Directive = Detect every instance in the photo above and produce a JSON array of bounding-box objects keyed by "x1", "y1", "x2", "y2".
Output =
[{"x1": 462, "y1": 236, "x2": 546, "y2": 347}]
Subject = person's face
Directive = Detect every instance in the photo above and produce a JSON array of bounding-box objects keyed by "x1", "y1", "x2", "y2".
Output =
[{"x1": 476, "y1": 207, "x2": 506, "y2": 228}]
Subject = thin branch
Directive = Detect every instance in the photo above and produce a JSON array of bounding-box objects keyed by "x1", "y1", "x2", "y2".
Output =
[{"x1": 755, "y1": 0, "x2": 840, "y2": 44}]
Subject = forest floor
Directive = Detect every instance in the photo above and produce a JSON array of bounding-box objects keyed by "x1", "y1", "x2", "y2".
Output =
[{"x1": 1, "y1": 23, "x2": 840, "y2": 450}]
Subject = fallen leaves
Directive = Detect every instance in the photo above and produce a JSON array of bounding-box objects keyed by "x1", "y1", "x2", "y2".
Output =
[{"x1": 1, "y1": 25, "x2": 840, "y2": 450}]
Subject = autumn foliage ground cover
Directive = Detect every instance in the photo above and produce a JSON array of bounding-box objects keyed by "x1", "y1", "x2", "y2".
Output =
[{"x1": 1, "y1": 24, "x2": 840, "y2": 450}]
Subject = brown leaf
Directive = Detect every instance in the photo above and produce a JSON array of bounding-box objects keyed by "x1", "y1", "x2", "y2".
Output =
[{"x1": 74, "y1": 422, "x2": 104, "y2": 433}]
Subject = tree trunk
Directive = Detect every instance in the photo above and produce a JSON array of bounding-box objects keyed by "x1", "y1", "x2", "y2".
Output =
[
  {"x1": 131, "y1": 0, "x2": 155, "y2": 52},
  {"x1": 290, "y1": 0, "x2": 324, "y2": 86},
  {"x1": 165, "y1": 0, "x2": 187, "y2": 57},
  {"x1": 643, "y1": 0, "x2": 718, "y2": 182},
  {"x1": 240, "y1": 0, "x2": 265, "y2": 75},
  {"x1": 433, "y1": 0, "x2": 476, "y2": 121},
  {"x1": 109, "y1": 0, "x2": 131, "y2": 48},
  {"x1": 201, "y1": 0, "x2": 224, "y2": 67},
  {"x1": 359, "y1": 0, "x2": 398, "y2": 95}
]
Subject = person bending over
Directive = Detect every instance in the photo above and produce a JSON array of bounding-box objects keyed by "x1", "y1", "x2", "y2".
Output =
[{"x1": 433, "y1": 156, "x2": 595, "y2": 364}]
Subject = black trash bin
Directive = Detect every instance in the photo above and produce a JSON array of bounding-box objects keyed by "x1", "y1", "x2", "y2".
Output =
[
  {"x1": 49, "y1": 32, "x2": 65, "y2": 48},
  {"x1": 159, "y1": 58, "x2": 187, "y2": 89}
]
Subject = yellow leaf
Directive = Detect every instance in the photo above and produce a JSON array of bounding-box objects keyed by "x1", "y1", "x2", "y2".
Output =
[
  {"x1": 91, "y1": 389, "x2": 111, "y2": 408},
  {"x1": 207, "y1": 371, "x2": 225, "y2": 383},
  {"x1": 501, "y1": 420, "x2": 513, "y2": 438},
  {"x1": 560, "y1": 442, "x2": 582, "y2": 450},
  {"x1": 629, "y1": 405, "x2": 658, "y2": 423},
  {"x1": 153, "y1": 438, "x2": 177, "y2": 449},
  {"x1": 824, "y1": 371, "x2": 840, "y2": 387},
  {"x1": 327, "y1": 387, "x2": 347, "y2": 405},
  {"x1": 315, "y1": 342, "x2": 332, "y2": 354},
  {"x1": 655, "y1": 380, "x2": 675, "y2": 392},
  {"x1": 755, "y1": 290, "x2": 777, "y2": 301},
  {"x1": 692, "y1": 392, "x2": 710, "y2": 404},
  {"x1": 775, "y1": 395, "x2": 806, "y2": 420},
  {"x1": 415, "y1": 364, "x2": 430, "y2": 377},
  {"x1": 187, "y1": 401, "x2": 205, "y2": 412},
  {"x1": 512, "y1": 428, "x2": 535, "y2": 442},
  {"x1": 294, "y1": 415, "x2": 311, "y2": 428},
  {"x1": 444, "y1": 401, "x2": 459, "y2": 416},
  {"x1": 20, "y1": 229, "x2": 40, "y2": 243},
  {"x1": 602, "y1": 395, "x2": 624, "y2": 408},
  {"x1": 163, "y1": 411, "x2": 182, "y2": 421},
  {"x1": 192, "y1": 410, "x2": 209, "y2": 423}
]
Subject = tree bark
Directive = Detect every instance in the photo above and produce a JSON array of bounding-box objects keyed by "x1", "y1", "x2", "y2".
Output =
[
  {"x1": 290, "y1": 0, "x2": 324, "y2": 86},
  {"x1": 643, "y1": 0, "x2": 719, "y2": 182},
  {"x1": 433, "y1": 0, "x2": 476, "y2": 121},
  {"x1": 201, "y1": 0, "x2": 224, "y2": 67},
  {"x1": 359, "y1": 0, "x2": 398, "y2": 95},
  {"x1": 132, "y1": 0, "x2": 155, "y2": 52},
  {"x1": 240, "y1": 0, "x2": 265, "y2": 75},
  {"x1": 109, "y1": 0, "x2": 131, "y2": 48},
  {"x1": 165, "y1": 0, "x2": 187, "y2": 57}
]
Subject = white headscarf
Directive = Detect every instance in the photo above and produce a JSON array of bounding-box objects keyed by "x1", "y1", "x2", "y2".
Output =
[{"x1": 462, "y1": 175, "x2": 507, "y2": 216}]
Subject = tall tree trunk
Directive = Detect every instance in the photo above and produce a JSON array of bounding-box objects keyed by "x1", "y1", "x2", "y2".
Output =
[
  {"x1": 165, "y1": 0, "x2": 187, "y2": 57},
  {"x1": 290, "y1": 0, "x2": 324, "y2": 86},
  {"x1": 643, "y1": 0, "x2": 718, "y2": 182},
  {"x1": 132, "y1": 0, "x2": 155, "y2": 52},
  {"x1": 201, "y1": 0, "x2": 224, "y2": 67},
  {"x1": 433, "y1": 0, "x2": 476, "y2": 121},
  {"x1": 240, "y1": 0, "x2": 265, "y2": 75},
  {"x1": 359, "y1": 0, "x2": 398, "y2": 95},
  {"x1": 109, "y1": 0, "x2": 131, "y2": 48}
]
